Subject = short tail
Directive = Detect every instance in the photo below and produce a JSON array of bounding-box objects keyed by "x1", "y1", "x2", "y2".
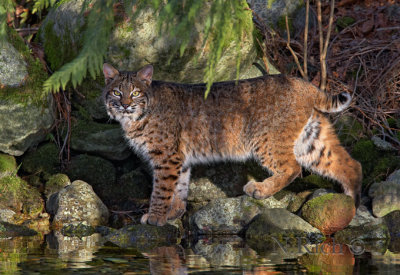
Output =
[{"x1": 314, "y1": 92, "x2": 352, "y2": 113}]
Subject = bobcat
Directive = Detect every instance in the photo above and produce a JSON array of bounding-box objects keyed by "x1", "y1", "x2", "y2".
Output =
[{"x1": 102, "y1": 63, "x2": 362, "y2": 226}]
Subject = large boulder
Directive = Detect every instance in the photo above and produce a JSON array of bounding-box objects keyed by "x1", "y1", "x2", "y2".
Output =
[
  {"x1": 47, "y1": 180, "x2": 109, "y2": 228},
  {"x1": 301, "y1": 193, "x2": 356, "y2": 235},
  {"x1": 0, "y1": 29, "x2": 53, "y2": 156},
  {"x1": 39, "y1": 0, "x2": 259, "y2": 83},
  {"x1": 191, "y1": 195, "x2": 291, "y2": 235},
  {"x1": 21, "y1": 143, "x2": 60, "y2": 180},
  {"x1": 0, "y1": 97, "x2": 54, "y2": 156}
]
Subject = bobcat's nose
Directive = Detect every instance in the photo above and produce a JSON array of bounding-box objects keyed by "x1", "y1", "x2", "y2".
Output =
[{"x1": 122, "y1": 104, "x2": 129, "y2": 109}]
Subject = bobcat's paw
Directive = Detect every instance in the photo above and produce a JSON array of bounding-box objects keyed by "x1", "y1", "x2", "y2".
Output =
[
  {"x1": 166, "y1": 198, "x2": 186, "y2": 220},
  {"x1": 140, "y1": 212, "x2": 167, "y2": 226},
  {"x1": 243, "y1": 181, "x2": 270, "y2": 200}
]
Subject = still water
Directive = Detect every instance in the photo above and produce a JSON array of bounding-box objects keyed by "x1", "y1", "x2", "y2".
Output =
[{"x1": 1, "y1": 233, "x2": 400, "y2": 274}]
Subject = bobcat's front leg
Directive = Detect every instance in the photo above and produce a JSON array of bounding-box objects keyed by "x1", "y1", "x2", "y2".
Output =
[{"x1": 141, "y1": 155, "x2": 183, "y2": 226}]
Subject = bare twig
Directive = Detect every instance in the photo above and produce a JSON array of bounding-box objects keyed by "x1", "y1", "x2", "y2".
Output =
[
  {"x1": 303, "y1": 0, "x2": 309, "y2": 80},
  {"x1": 317, "y1": 0, "x2": 335, "y2": 91},
  {"x1": 285, "y1": 15, "x2": 305, "y2": 78}
]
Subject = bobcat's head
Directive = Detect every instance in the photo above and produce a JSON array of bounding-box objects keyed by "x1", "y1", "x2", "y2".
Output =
[{"x1": 102, "y1": 63, "x2": 153, "y2": 123}]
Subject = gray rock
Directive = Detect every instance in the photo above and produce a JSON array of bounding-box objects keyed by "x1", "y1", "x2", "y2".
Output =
[
  {"x1": 371, "y1": 135, "x2": 396, "y2": 151},
  {"x1": 245, "y1": 208, "x2": 323, "y2": 240},
  {"x1": 70, "y1": 120, "x2": 131, "y2": 161},
  {"x1": 189, "y1": 162, "x2": 269, "y2": 202},
  {"x1": 387, "y1": 169, "x2": 400, "y2": 182},
  {"x1": 382, "y1": 210, "x2": 400, "y2": 238},
  {"x1": 0, "y1": 41, "x2": 28, "y2": 87},
  {"x1": 248, "y1": 0, "x2": 303, "y2": 27},
  {"x1": 0, "y1": 96, "x2": 54, "y2": 156},
  {"x1": 0, "y1": 209, "x2": 16, "y2": 223},
  {"x1": 349, "y1": 205, "x2": 382, "y2": 227},
  {"x1": 369, "y1": 181, "x2": 400, "y2": 217},
  {"x1": 40, "y1": 1, "x2": 257, "y2": 83},
  {"x1": 191, "y1": 195, "x2": 289, "y2": 235},
  {"x1": 47, "y1": 180, "x2": 109, "y2": 227}
]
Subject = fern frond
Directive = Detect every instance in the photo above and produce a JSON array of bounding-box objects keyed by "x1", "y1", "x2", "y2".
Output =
[
  {"x1": 32, "y1": 0, "x2": 56, "y2": 15},
  {"x1": 43, "y1": 0, "x2": 114, "y2": 94}
]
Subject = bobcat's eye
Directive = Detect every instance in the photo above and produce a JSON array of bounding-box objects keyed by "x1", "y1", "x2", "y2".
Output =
[
  {"x1": 131, "y1": 88, "x2": 140, "y2": 97},
  {"x1": 112, "y1": 89, "x2": 122, "y2": 97}
]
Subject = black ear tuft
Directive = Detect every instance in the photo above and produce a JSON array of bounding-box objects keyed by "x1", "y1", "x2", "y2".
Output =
[{"x1": 137, "y1": 65, "x2": 153, "y2": 86}]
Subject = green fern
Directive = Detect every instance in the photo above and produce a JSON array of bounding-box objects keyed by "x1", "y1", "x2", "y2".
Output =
[{"x1": 43, "y1": 0, "x2": 114, "y2": 93}]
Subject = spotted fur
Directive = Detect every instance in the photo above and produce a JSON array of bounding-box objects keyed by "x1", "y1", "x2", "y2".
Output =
[{"x1": 103, "y1": 63, "x2": 362, "y2": 226}]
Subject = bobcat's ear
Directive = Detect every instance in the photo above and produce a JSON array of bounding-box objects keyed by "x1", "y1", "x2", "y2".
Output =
[
  {"x1": 103, "y1": 63, "x2": 119, "y2": 84},
  {"x1": 137, "y1": 65, "x2": 153, "y2": 86}
]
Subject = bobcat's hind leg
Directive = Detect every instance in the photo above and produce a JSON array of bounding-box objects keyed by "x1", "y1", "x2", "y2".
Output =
[
  {"x1": 294, "y1": 113, "x2": 362, "y2": 206},
  {"x1": 166, "y1": 167, "x2": 190, "y2": 220},
  {"x1": 244, "y1": 147, "x2": 301, "y2": 199}
]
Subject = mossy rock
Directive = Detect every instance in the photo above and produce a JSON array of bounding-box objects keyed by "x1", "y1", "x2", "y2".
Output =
[
  {"x1": 301, "y1": 193, "x2": 356, "y2": 235},
  {"x1": 0, "y1": 27, "x2": 48, "y2": 104},
  {"x1": 44, "y1": 173, "x2": 71, "y2": 199},
  {"x1": 0, "y1": 175, "x2": 44, "y2": 218},
  {"x1": 0, "y1": 222, "x2": 37, "y2": 238},
  {"x1": 61, "y1": 223, "x2": 95, "y2": 238},
  {"x1": 105, "y1": 224, "x2": 180, "y2": 249},
  {"x1": 70, "y1": 119, "x2": 131, "y2": 161},
  {"x1": 0, "y1": 154, "x2": 17, "y2": 178},
  {"x1": 21, "y1": 143, "x2": 60, "y2": 180},
  {"x1": 117, "y1": 168, "x2": 152, "y2": 200},
  {"x1": 65, "y1": 154, "x2": 116, "y2": 203}
]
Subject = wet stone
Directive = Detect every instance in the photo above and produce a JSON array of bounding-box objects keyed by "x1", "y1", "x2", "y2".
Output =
[{"x1": 105, "y1": 224, "x2": 180, "y2": 249}]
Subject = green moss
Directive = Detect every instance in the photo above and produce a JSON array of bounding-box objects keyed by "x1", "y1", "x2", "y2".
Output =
[
  {"x1": 106, "y1": 224, "x2": 180, "y2": 249},
  {"x1": 21, "y1": 143, "x2": 59, "y2": 180},
  {"x1": 352, "y1": 139, "x2": 400, "y2": 186},
  {"x1": 61, "y1": 223, "x2": 95, "y2": 238},
  {"x1": 0, "y1": 154, "x2": 17, "y2": 177},
  {"x1": 0, "y1": 175, "x2": 43, "y2": 218},
  {"x1": 335, "y1": 116, "x2": 364, "y2": 146},
  {"x1": 0, "y1": 28, "x2": 48, "y2": 105},
  {"x1": 45, "y1": 173, "x2": 70, "y2": 198},
  {"x1": 336, "y1": 16, "x2": 356, "y2": 29},
  {"x1": 42, "y1": 20, "x2": 81, "y2": 72}
]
